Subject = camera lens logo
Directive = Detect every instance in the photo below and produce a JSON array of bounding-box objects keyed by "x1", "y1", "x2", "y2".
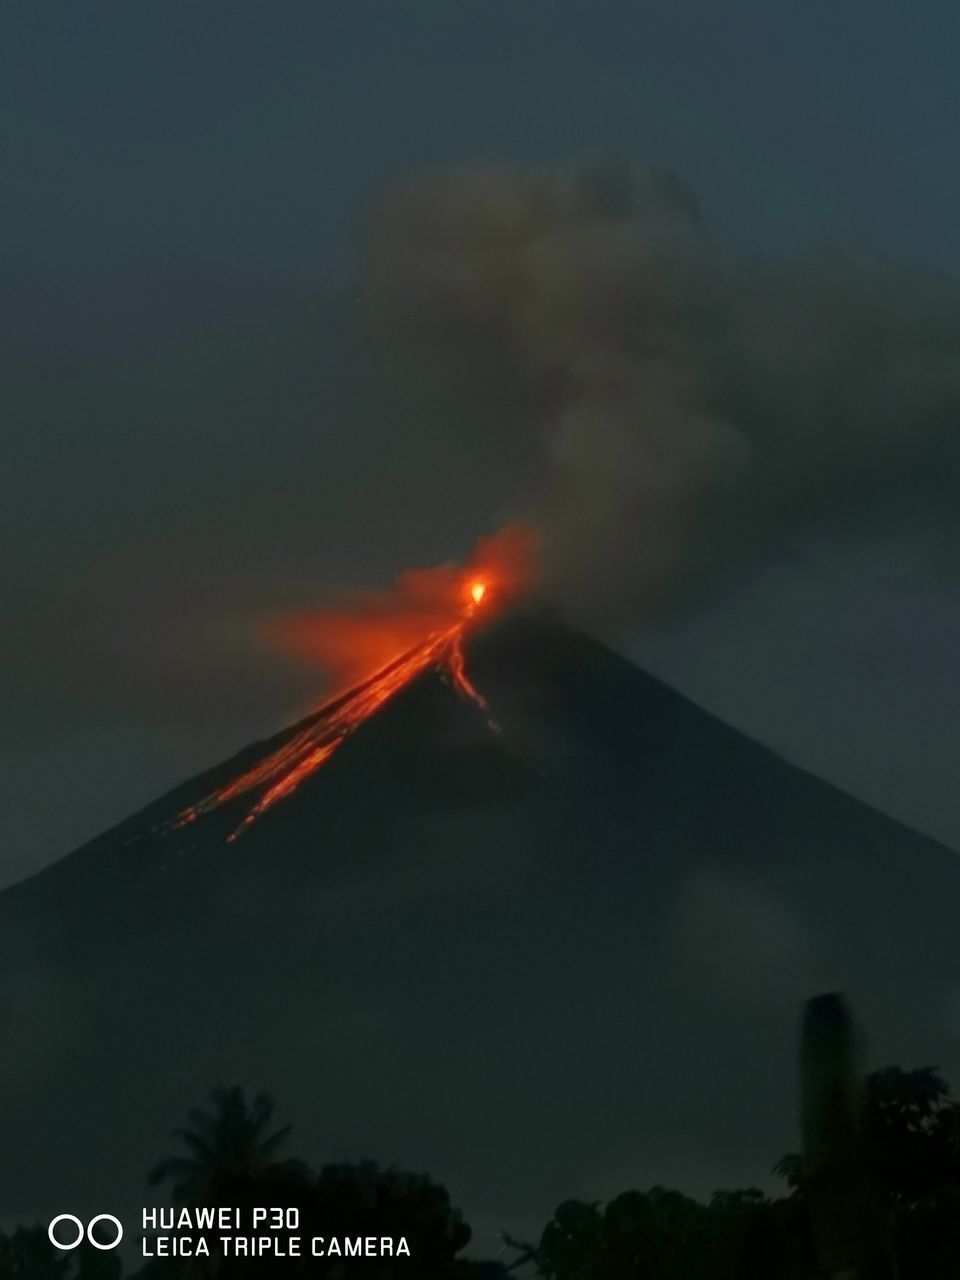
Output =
[{"x1": 48, "y1": 1214, "x2": 123, "y2": 1250}]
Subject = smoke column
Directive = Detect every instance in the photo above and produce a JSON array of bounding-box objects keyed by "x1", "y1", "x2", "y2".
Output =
[{"x1": 365, "y1": 160, "x2": 960, "y2": 624}]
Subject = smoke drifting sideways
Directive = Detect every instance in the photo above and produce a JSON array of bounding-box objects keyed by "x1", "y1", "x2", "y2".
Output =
[{"x1": 364, "y1": 160, "x2": 960, "y2": 625}]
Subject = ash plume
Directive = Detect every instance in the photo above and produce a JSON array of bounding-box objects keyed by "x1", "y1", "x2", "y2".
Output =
[{"x1": 365, "y1": 160, "x2": 960, "y2": 623}]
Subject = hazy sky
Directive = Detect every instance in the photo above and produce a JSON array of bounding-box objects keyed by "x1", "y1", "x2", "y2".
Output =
[{"x1": 1, "y1": 0, "x2": 958, "y2": 888}]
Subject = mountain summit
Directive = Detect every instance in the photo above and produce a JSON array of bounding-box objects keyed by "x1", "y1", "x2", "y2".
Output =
[{"x1": 2, "y1": 609, "x2": 958, "y2": 1235}]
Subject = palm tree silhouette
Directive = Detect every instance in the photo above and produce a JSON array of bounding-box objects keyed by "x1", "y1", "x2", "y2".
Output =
[{"x1": 149, "y1": 1086, "x2": 303, "y2": 1202}]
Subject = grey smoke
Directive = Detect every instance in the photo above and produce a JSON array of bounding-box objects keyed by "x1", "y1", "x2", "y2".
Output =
[{"x1": 365, "y1": 160, "x2": 960, "y2": 621}]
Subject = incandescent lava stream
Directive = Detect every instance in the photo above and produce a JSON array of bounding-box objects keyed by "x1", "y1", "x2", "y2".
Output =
[{"x1": 175, "y1": 576, "x2": 499, "y2": 842}]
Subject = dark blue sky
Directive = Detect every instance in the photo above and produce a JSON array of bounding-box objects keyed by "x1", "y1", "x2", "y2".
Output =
[
  {"x1": 4, "y1": 1, "x2": 959, "y2": 274},
  {"x1": 1, "y1": 0, "x2": 958, "y2": 883}
]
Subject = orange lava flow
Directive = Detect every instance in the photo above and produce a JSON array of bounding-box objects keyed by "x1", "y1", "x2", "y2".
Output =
[
  {"x1": 174, "y1": 618, "x2": 491, "y2": 842},
  {"x1": 172, "y1": 524, "x2": 536, "y2": 841}
]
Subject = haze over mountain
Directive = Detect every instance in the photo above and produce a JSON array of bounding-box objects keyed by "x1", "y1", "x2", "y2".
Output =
[{"x1": 2, "y1": 609, "x2": 958, "y2": 1246}]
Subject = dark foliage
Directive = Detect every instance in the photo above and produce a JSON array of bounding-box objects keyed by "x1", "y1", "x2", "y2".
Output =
[
  {"x1": 130, "y1": 1089, "x2": 485, "y2": 1278},
  {"x1": 147, "y1": 1086, "x2": 307, "y2": 1204},
  {"x1": 775, "y1": 1065, "x2": 960, "y2": 1280},
  {"x1": 528, "y1": 1186, "x2": 812, "y2": 1280},
  {"x1": 5, "y1": 1068, "x2": 958, "y2": 1279},
  {"x1": 0, "y1": 1225, "x2": 122, "y2": 1280}
]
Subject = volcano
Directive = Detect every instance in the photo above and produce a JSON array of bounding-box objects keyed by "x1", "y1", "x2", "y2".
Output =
[{"x1": 2, "y1": 608, "x2": 959, "y2": 1242}]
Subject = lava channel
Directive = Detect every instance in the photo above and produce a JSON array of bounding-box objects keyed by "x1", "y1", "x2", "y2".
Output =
[{"x1": 173, "y1": 614, "x2": 496, "y2": 842}]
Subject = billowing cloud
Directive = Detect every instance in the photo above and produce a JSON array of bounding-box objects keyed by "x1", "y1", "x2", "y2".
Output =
[{"x1": 365, "y1": 160, "x2": 960, "y2": 621}]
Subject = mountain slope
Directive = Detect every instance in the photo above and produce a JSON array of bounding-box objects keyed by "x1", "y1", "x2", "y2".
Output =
[{"x1": 1, "y1": 609, "x2": 958, "y2": 1241}]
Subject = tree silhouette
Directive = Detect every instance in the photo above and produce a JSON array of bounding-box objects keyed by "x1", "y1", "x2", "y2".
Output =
[
  {"x1": 290, "y1": 1160, "x2": 478, "y2": 1278},
  {"x1": 0, "y1": 1224, "x2": 69, "y2": 1279},
  {"x1": 865, "y1": 1066, "x2": 960, "y2": 1207},
  {"x1": 776, "y1": 1063, "x2": 960, "y2": 1206},
  {"x1": 525, "y1": 1186, "x2": 814, "y2": 1280},
  {"x1": 148, "y1": 1086, "x2": 305, "y2": 1203},
  {"x1": 137, "y1": 1088, "x2": 499, "y2": 1278},
  {"x1": 0, "y1": 1225, "x2": 124, "y2": 1280},
  {"x1": 776, "y1": 1062, "x2": 960, "y2": 1279}
]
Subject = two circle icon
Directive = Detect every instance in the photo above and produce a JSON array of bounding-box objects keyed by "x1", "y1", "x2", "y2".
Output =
[{"x1": 48, "y1": 1214, "x2": 123, "y2": 1250}]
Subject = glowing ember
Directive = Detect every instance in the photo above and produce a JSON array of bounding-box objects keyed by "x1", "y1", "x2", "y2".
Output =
[
  {"x1": 174, "y1": 626, "x2": 464, "y2": 840},
  {"x1": 266, "y1": 524, "x2": 533, "y2": 694},
  {"x1": 173, "y1": 598, "x2": 493, "y2": 840},
  {"x1": 171, "y1": 525, "x2": 535, "y2": 841}
]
